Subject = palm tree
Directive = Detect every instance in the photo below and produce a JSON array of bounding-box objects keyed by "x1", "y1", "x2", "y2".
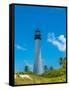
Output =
[
  {"x1": 59, "y1": 57, "x2": 66, "y2": 68},
  {"x1": 59, "y1": 57, "x2": 63, "y2": 66}
]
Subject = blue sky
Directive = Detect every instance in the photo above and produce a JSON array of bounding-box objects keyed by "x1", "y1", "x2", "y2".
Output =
[{"x1": 14, "y1": 5, "x2": 66, "y2": 72}]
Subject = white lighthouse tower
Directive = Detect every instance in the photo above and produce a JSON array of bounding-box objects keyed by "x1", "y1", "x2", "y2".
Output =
[{"x1": 33, "y1": 29, "x2": 43, "y2": 75}]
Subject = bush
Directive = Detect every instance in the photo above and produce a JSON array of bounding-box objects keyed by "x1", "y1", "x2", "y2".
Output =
[{"x1": 42, "y1": 68, "x2": 66, "y2": 78}]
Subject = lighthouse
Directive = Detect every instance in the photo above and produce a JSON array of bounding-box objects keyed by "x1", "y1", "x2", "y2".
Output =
[{"x1": 33, "y1": 29, "x2": 43, "y2": 75}]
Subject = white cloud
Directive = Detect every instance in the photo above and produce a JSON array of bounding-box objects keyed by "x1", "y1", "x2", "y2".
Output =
[
  {"x1": 48, "y1": 33, "x2": 66, "y2": 52},
  {"x1": 58, "y1": 35, "x2": 66, "y2": 43},
  {"x1": 15, "y1": 44, "x2": 27, "y2": 51}
]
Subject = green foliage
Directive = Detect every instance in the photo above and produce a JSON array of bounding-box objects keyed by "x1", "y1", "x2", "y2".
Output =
[
  {"x1": 43, "y1": 65, "x2": 48, "y2": 73},
  {"x1": 42, "y1": 57, "x2": 66, "y2": 78},
  {"x1": 24, "y1": 65, "x2": 30, "y2": 72},
  {"x1": 59, "y1": 57, "x2": 66, "y2": 68},
  {"x1": 49, "y1": 66, "x2": 53, "y2": 71},
  {"x1": 42, "y1": 68, "x2": 66, "y2": 78},
  {"x1": 15, "y1": 56, "x2": 67, "y2": 85},
  {"x1": 15, "y1": 71, "x2": 66, "y2": 85}
]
